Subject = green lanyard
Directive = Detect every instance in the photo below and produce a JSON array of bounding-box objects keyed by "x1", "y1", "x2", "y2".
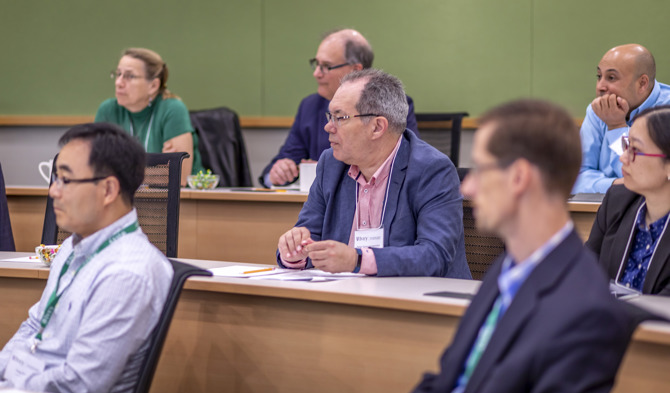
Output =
[
  {"x1": 461, "y1": 297, "x2": 503, "y2": 385},
  {"x1": 32, "y1": 220, "x2": 140, "y2": 350}
]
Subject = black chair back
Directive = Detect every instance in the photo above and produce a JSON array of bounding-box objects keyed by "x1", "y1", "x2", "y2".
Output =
[
  {"x1": 133, "y1": 259, "x2": 212, "y2": 393},
  {"x1": 42, "y1": 152, "x2": 187, "y2": 258},
  {"x1": 190, "y1": 107, "x2": 253, "y2": 187},
  {"x1": 41, "y1": 155, "x2": 61, "y2": 245},
  {"x1": 462, "y1": 205, "x2": 506, "y2": 280},
  {"x1": 415, "y1": 112, "x2": 469, "y2": 167},
  {"x1": 457, "y1": 168, "x2": 506, "y2": 280},
  {"x1": 0, "y1": 162, "x2": 15, "y2": 251}
]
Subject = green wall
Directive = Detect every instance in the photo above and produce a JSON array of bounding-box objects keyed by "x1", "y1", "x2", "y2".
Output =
[{"x1": 1, "y1": 0, "x2": 669, "y2": 117}]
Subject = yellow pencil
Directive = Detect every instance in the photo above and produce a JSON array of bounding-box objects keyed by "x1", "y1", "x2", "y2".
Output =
[{"x1": 243, "y1": 267, "x2": 274, "y2": 274}]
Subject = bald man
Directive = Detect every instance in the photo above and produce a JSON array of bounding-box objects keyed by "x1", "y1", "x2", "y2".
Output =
[
  {"x1": 259, "y1": 29, "x2": 418, "y2": 188},
  {"x1": 573, "y1": 44, "x2": 670, "y2": 194}
]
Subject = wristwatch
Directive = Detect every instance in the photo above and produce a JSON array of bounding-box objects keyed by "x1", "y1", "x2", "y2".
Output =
[{"x1": 353, "y1": 248, "x2": 362, "y2": 273}]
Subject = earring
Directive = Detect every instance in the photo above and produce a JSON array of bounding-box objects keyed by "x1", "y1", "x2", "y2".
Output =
[{"x1": 148, "y1": 96, "x2": 153, "y2": 107}]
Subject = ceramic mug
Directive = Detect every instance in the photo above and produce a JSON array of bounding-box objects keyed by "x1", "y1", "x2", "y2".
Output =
[{"x1": 38, "y1": 159, "x2": 53, "y2": 184}]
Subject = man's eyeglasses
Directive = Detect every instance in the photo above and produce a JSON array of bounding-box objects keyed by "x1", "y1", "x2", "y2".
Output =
[
  {"x1": 621, "y1": 135, "x2": 668, "y2": 162},
  {"x1": 51, "y1": 171, "x2": 108, "y2": 189},
  {"x1": 110, "y1": 71, "x2": 145, "y2": 82},
  {"x1": 325, "y1": 112, "x2": 380, "y2": 128},
  {"x1": 309, "y1": 58, "x2": 350, "y2": 74}
]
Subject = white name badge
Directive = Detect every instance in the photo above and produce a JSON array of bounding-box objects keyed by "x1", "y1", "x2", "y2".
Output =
[
  {"x1": 354, "y1": 227, "x2": 384, "y2": 248},
  {"x1": 609, "y1": 136, "x2": 624, "y2": 156},
  {"x1": 4, "y1": 347, "x2": 45, "y2": 385}
]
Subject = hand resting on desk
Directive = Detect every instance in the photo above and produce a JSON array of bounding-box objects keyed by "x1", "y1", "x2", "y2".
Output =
[{"x1": 278, "y1": 227, "x2": 358, "y2": 273}]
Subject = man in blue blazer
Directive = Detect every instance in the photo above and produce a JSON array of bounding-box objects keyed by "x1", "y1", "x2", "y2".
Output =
[
  {"x1": 413, "y1": 99, "x2": 633, "y2": 392},
  {"x1": 276, "y1": 69, "x2": 469, "y2": 278}
]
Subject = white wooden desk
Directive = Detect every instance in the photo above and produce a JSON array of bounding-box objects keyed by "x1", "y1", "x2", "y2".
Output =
[{"x1": 0, "y1": 253, "x2": 667, "y2": 393}]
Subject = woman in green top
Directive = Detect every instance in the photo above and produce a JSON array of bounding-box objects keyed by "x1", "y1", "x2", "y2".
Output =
[{"x1": 95, "y1": 48, "x2": 204, "y2": 185}]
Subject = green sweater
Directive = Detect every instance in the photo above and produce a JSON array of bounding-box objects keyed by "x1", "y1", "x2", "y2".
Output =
[{"x1": 95, "y1": 95, "x2": 204, "y2": 174}]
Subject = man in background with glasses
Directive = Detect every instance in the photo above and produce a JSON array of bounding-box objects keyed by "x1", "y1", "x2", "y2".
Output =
[
  {"x1": 259, "y1": 28, "x2": 418, "y2": 188},
  {"x1": 573, "y1": 44, "x2": 670, "y2": 194},
  {"x1": 413, "y1": 99, "x2": 633, "y2": 392},
  {"x1": 276, "y1": 69, "x2": 468, "y2": 278},
  {"x1": 0, "y1": 123, "x2": 172, "y2": 392}
]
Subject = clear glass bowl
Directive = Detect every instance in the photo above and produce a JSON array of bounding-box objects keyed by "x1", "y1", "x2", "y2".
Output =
[{"x1": 187, "y1": 174, "x2": 220, "y2": 190}]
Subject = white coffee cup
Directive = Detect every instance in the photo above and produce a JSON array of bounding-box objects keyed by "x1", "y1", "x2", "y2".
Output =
[
  {"x1": 38, "y1": 159, "x2": 54, "y2": 184},
  {"x1": 299, "y1": 163, "x2": 317, "y2": 193}
]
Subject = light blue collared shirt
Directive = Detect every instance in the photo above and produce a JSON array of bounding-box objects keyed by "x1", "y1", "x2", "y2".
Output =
[
  {"x1": 573, "y1": 80, "x2": 670, "y2": 194},
  {"x1": 0, "y1": 209, "x2": 173, "y2": 393}
]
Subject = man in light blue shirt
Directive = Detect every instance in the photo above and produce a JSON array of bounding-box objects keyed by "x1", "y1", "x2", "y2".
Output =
[
  {"x1": 574, "y1": 44, "x2": 670, "y2": 194},
  {"x1": 0, "y1": 123, "x2": 172, "y2": 393}
]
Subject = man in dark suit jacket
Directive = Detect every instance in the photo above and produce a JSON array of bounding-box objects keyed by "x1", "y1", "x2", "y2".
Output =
[
  {"x1": 413, "y1": 99, "x2": 634, "y2": 392},
  {"x1": 259, "y1": 29, "x2": 418, "y2": 188},
  {"x1": 276, "y1": 69, "x2": 469, "y2": 278},
  {"x1": 0, "y1": 163, "x2": 15, "y2": 251}
]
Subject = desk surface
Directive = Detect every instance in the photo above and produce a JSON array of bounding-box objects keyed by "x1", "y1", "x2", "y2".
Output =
[{"x1": 0, "y1": 252, "x2": 668, "y2": 393}]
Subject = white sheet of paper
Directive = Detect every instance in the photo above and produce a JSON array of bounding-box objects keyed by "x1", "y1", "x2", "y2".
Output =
[
  {"x1": 1, "y1": 256, "x2": 41, "y2": 263},
  {"x1": 208, "y1": 265, "x2": 286, "y2": 278},
  {"x1": 249, "y1": 269, "x2": 365, "y2": 281}
]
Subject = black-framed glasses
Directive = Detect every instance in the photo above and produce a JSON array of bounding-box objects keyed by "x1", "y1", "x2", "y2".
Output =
[
  {"x1": 51, "y1": 171, "x2": 108, "y2": 188},
  {"x1": 621, "y1": 135, "x2": 668, "y2": 162},
  {"x1": 325, "y1": 112, "x2": 380, "y2": 128},
  {"x1": 309, "y1": 58, "x2": 350, "y2": 73},
  {"x1": 110, "y1": 71, "x2": 145, "y2": 82}
]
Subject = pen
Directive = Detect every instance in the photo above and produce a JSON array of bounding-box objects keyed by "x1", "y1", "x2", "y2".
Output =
[
  {"x1": 243, "y1": 267, "x2": 274, "y2": 274},
  {"x1": 251, "y1": 188, "x2": 288, "y2": 193}
]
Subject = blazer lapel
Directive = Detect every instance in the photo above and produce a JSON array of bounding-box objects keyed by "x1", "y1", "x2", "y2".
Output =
[
  {"x1": 606, "y1": 199, "x2": 642, "y2": 280},
  {"x1": 332, "y1": 171, "x2": 357, "y2": 243},
  {"x1": 643, "y1": 221, "x2": 670, "y2": 293},
  {"x1": 465, "y1": 231, "x2": 582, "y2": 393},
  {"x1": 381, "y1": 133, "x2": 409, "y2": 244}
]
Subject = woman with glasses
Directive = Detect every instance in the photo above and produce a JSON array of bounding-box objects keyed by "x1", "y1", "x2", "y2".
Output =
[
  {"x1": 586, "y1": 105, "x2": 670, "y2": 296},
  {"x1": 94, "y1": 48, "x2": 203, "y2": 184}
]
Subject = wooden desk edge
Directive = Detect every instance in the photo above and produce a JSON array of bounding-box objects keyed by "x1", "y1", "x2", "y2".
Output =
[
  {"x1": 463, "y1": 198, "x2": 601, "y2": 213},
  {"x1": 6, "y1": 187, "x2": 49, "y2": 196},
  {"x1": 183, "y1": 276, "x2": 468, "y2": 317},
  {"x1": 179, "y1": 189, "x2": 308, "y2": 202},
  {"x1": 10, "y1": 187, "x2": 601, "y2": 209},
  {"x1": 0, "y1": 266, "x2": 46, "y2": 279},
  {"x1": 7, "y1": 186, "x2": 310, "y2": 202},
  {"x1": 633, "y1": 321, "x2": 670, "y2": 345}
]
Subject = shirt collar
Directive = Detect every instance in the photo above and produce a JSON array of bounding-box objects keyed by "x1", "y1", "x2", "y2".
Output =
[
  {"x1": 498, "y1": 221, "x2": 574, "y2": 312},
  {"x1": 630, "y1": 80, "x2": 661, "y2": 121},
  {"x1": 348, "y1": 135, "x2": 403, "y2": 185},
  {"x1": 71, "y1": 209, "x2": 139, "y2": 256},
  {"x1": 635, "y1": 199, "x2": 670, "y2": 234}
]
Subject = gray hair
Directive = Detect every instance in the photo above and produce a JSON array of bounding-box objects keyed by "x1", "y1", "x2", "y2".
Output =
[
  {"x1": 344, "y1": 40, "x2": 374, "y2": 69},
  {"x1": 322, "y1": 29, "x2": 374, "y2": 68},
  {"x1": 341, "y1": 69, "x2": 408, "y2": 134}
]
